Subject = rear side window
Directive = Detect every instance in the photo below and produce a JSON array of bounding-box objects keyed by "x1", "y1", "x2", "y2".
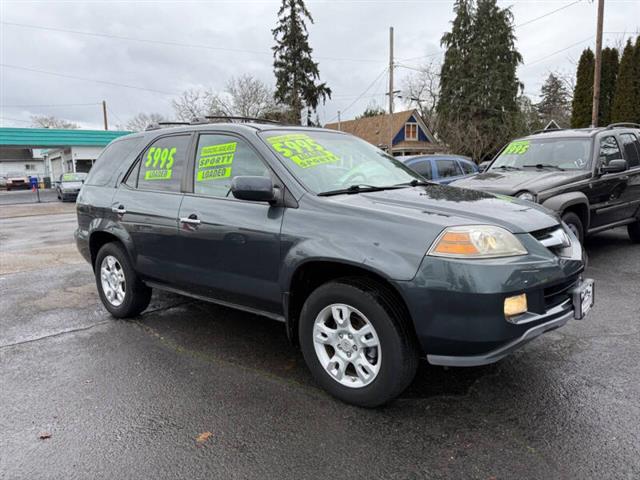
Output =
[
  {"x1": 598, "y1": 136, "x2": 622, "y2": 165},
  {"x1": 129, "y1": 135, "x2": 190, "y2": 192},
  {"x1": 410, "y1": 160, "x2": 432, "y2": 179},
  {"x1": 85, "y1": 136, "x2": 143, "y2": 186},
  {"x1": 619, "y1": 133, "x2": 640, "y2": 168},
  {"x1": 436, "y1": 159, "x2": 462, "y2": 178},
  {"x1": 193, "y1": 134, "x2": 269, "y2": 197},
  {"x1": 460, "y1": 161, "x2": 475, "y2": 174}
]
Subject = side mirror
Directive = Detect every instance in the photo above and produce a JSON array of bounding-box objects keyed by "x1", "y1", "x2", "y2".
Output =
[
  {"x1": 478, "y1": 161, "x2": 491, "y2": 172},
  {"x1": 600, "y1": 158, "x2": 627, "y2": 174},
  {"x1": 230, "y1": 176, "x2": 276, "y2": 203}
]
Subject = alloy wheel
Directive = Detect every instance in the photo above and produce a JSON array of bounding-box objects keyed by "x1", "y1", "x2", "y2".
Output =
[{"x1": 100, "y1": 255, "x2": 126, "y2": 307}]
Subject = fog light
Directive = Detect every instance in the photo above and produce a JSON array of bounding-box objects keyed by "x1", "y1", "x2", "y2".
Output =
[{"x1": 504, "y1": 293, "x2": 527, "y2": 317}]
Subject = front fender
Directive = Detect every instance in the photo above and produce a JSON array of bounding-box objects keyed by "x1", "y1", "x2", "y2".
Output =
[{"x1": 541, "y1": 192, "x2": 590, "y2": 223}]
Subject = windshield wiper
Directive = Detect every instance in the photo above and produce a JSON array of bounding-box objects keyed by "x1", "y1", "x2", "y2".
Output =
[
  {"x1": 317, "y1": 184, "x2": 404, "y2": 197},
  {"x1": 494, "y1": 165, "x2": 522, "y2": 171},
  {"x1": 523, "y1": 164, "x2": 565, "y2": 171},
  {"x1": 393, "y1": 179, "x2": 433, "y2": 187}
]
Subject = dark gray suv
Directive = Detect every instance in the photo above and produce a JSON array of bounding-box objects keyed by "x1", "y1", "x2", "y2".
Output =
[
  {"x1": 452, "y1": 124, "x2": 640, "y2": 244},
  {"x1": 75, "y1": 120, "x2": 594, "y2": 406}
]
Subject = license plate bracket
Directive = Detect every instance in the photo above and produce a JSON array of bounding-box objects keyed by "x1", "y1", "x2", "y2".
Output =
[{"x1": 572, "y1": 278, "x2": 595, "y2": 320}]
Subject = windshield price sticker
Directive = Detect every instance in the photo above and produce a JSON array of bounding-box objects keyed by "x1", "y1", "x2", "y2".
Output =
[
  {"x1": 504, "y1": 140, "x2": 530, "y2": 155},
  {"x1": 197, "y1": 142, "x2": 237, "y2": 181},
  {"x1": 62, "y1": 173, "x2": 76, "y2": 181},
  {"x1": 144, "y1": 147, "x2": 177, "y2": 180},
  {"x1": 267, "y1": 134, "x2": 339, "y2": 168}
]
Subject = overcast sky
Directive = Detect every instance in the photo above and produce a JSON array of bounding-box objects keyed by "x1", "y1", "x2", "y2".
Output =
[{"x1": 1, "y1": 0, "x2": 638, "y2": 130}]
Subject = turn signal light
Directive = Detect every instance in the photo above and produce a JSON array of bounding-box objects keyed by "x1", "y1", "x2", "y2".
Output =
[
  {"x1": 432, "y1": 231, "x2": 479, "y2": 255},
  {"x1": 504, "y1": 293, "x2": 527, "y2": 317}
]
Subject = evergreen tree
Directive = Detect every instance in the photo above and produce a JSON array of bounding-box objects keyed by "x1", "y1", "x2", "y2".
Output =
[
  {"x1": 611, "y1": 37, "x2": 640, "y2": 123},
  {"x1": 437, "y1": 0, "x2": 522, "y2": 160},
  {"x1": 272, "y1": 0, "x2": 331, "y2": 125},
  {"x1": 571, "y1": 48, "x2": 595, "y2": 128},
  {"x1": 537, "y1": 73, "x2": 571, "y2": 127},
  {"x1": 598, "y1": 47, "x2": 619, "y2": 125}
]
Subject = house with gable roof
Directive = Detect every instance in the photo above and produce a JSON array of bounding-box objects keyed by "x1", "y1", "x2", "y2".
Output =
[{"x1": 325, "y1": 109, "x2": 441, "y2": 156}]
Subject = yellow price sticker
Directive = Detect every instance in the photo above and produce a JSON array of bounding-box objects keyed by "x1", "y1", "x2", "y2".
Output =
[
  {"x1": 504, "y1": 140, "x2": 530, "y2": 155},
  {"x1": 196, "y1": 142, "x2": 237, "y2": 182},
  {"x1": 267, "y1": 134, "x2": 339, "y2": 168}
]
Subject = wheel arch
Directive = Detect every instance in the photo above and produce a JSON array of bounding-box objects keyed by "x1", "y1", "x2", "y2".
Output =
[
  {"x1": 283, "y1": 259, "x2": 416, "y2": 348},
  {"x1": 88, "y1": 229, "x2": 133, "y2": 271},
  {"x1": 541, "y1": 192, "x2": 590, "y2": 230}
]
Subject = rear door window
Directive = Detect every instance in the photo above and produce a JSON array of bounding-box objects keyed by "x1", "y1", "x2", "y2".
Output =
[
  {"x1": 436, "y1": 159, "x2": 463, "y2": 178},
  {"x1": 409, "y1": 160, "x2": 433, "y2": 179},
  {"x1": 598, "y1": 136, "x2": 623, "y2": 166},
  {"x1": 619, "y1": 133, "x2": 640, "y2": 168},
  {"x1": 129, "y1": 135, "x2": 191, "y2": 192}
]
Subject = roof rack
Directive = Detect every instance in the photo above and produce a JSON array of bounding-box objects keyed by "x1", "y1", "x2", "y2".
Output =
[
  {"x1": 606, "y1": 122, "x2": 640, "y2": 130},
  {"x1": 191, "y1": 116, "x2": 282, "y2": 125},
  {"x1": 530, "y1": 128, "x2": 565, "y2": 135},
  {"x1": 145, "y1": 121, "x2": 190, "y2": 131}
]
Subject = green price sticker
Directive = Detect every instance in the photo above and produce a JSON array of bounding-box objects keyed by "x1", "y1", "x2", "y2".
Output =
[
  {"x1": 143, "y1": 146, "x2": 177, "y2": 180},
  {"x1": 267, "y1": 134, "x2": 339, "y2": 168},
  {"x1": 196, "y1": 142, "x2": 237, "y2": 182},
  {"x1": 504, "y1": 140, "x2": 530, "y2": 155}
]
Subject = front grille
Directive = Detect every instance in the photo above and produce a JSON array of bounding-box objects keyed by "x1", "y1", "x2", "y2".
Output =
[
  {"x1": 531, "y1": 225, "x2": 571, "y2": 256},
  {"x1": 544, "y1": 275, "x2": 579, "y2": 309}
]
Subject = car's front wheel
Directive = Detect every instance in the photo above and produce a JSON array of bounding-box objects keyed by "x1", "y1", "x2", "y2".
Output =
[
  {"x1": 628, "y1": 219, "x2": 640, "y2": 243},
  {"x1": 95, "y1": 242, "x2": 151, "y2": 318},
  {"x1": 299, "y1": 278, "x2": 418, "y2": 407},
  {"x1": 562, "y1": 211, "x2": 585, "y2": 245}
]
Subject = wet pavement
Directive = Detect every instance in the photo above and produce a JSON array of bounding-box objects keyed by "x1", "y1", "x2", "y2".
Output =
[{"x1": 1, "y1": 206, "x2": 639, "y2": 479}]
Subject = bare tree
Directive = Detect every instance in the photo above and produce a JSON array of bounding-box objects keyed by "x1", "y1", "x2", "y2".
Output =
[
  {"x1": 125, "y1": 113, "x2": 168, "y2": 132},
  {"x1": 401, "y1": 61, "x2": 440, "y2": 129},
  {"x1": 31, "y1": 115, "x2": 79, "y2": 129},
  {"x1": 172, "y1": 75, "x2": 279, "y2": 122}
]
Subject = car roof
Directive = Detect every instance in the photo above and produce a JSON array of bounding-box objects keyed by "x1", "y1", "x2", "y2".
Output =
[
  {"x1": 517, "y1": 126, "x2": 640, "y2": 141},
  {"x1": 401, "y1": 154, "x2": 472, "y2": 163}
]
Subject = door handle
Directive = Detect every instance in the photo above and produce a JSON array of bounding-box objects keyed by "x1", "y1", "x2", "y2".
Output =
[
  {"x1": 111, "y1": 205, "x2": 127, "y2": 214},
  {"x1": 180, "y1": 214, "x2": 201, "y2": 225}
]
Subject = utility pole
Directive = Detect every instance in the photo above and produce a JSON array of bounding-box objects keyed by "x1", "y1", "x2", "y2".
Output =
[
  {"x1": 388, "y1": 26, "x2": 394, "y2": 155},
  {"x1": 591, "y1": 0, "x2": 605, "y2": 127},
  {"x1": 102, "y1": 100, "x2": 109, "y2": 130},
  {"x1": 337, "y1": 110, "x2": 341, "y2": 131}
]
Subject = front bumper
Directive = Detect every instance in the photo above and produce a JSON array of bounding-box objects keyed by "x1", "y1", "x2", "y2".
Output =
[
  {"x1": 427, "y1": 299, "x2": 572, "y2": 366},
  {"x1": 397, "y1": 231, "x2": 589, "y2": 366}
]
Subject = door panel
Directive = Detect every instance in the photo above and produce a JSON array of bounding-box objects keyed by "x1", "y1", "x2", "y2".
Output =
[{"x1": 176, "y1": 196, "x2": 284, "y2": 314}]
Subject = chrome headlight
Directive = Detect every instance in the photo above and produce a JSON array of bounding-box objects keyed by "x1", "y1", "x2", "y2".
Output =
[
  {"x1": 516, "y1": 191, "x2": 536, "y2": 202},
  {"x1": 428, "y1": 225, "x2": 528, "y2": 259}
]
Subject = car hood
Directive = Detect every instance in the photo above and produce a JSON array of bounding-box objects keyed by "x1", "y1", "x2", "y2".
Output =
[
  {"x1": 451, "y1": 169, "x2": 590, "y2": 195},
  {"x1": 330, "y1": 184, "x2": 559, "y2": 233}
]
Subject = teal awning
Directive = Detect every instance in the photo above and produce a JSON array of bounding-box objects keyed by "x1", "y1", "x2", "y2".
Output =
[{"x1": 0, "y1": 127, "x2": 131, "y2": 147}]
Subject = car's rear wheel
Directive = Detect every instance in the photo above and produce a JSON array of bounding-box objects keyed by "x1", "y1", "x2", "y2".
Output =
[
  {"x1": 562, "y1": 212, "x2": 584, "y2": 245},
  {"x1": 95, "y1": 242, "x2": 151, "y2": 318},
  {"x1": 628, "y1": 219, "x2": 640, "y2": 243},
  {"x1": 299, "y1": 278, "x2": 418, "y2": 407}
]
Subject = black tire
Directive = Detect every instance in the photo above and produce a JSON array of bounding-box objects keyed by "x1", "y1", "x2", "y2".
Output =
[
  {"x1": 95, "y1": 242, "x2": 151, "y2": 318},
  {"x1": 299, "y1": 278, "x2": 419, "y2": 407},
  {"x1": 628, "y1": 219, "x2": 640, "y2": 243},
  {"x1": 562, "y1": 211, "x2": 584, "y2": 245}
]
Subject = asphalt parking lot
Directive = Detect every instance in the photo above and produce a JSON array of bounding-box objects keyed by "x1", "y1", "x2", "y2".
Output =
[{"x1": 1, "y1": 201, "x2": 639, "y2": 479}]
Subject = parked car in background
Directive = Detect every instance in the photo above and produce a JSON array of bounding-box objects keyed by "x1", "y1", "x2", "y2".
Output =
[
  {"x1": 451, "y1": 124, "x2": 640, "y2": 244},
  {"x1": 57, "y1": 172, "x2": 87, "y2": 201},
  {"x1": 0, "y1": 176, "x2": 7, "y2": 190},
  {"x1": 5, "y1": 173, "x2": 30, "y2": 191},
  {"x1": 75, "y1": 121, "x2": 592, "y2": 407},
  {"x1": 399, "y1": 154, "x2": 478, "y2": 184}
]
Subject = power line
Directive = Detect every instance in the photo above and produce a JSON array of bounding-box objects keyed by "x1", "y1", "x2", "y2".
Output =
[
  {"x1": 515, "y1": 0, "x2": 583, "y2": 29},
  {"x1": 0, "y1": 64, "x2": 176, "y2": 96},
  {"x1": 2, "y1": 102, "x2": 101, "y2": 108},
  {"x1": 1, "y1": 21, "x2": 383, "y2": 64},
  {"x1": 326, "y1": 67, "x2": 388, "y2": 123},
  {"x1": 0, "y1": 116, "x2": 32, "y2": 124}
]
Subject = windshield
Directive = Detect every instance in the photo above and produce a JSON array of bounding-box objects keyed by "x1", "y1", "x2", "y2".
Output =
[
  {"x1": 490, "y1": 138, "x2": 592, "y2": 171},
  {"x1": 61, "y1": 173, "x2": 87, "y2": 182},
  {"x1": 260, "y1": 130, "x2": 423, "y2": 194}
]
